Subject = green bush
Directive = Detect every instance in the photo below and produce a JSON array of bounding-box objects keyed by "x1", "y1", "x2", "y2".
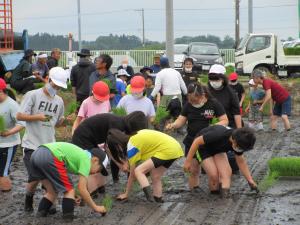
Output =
[
  {"x1": 225, "y1": 65, "x2": 235, "y2": 75},
  {"x1": 284, "y1": 47, "x2": 300, "y2": 55},
  {"x1": 153, "y1": 106, "x2": 169, "y2": 125},
  {"x1": 111, "y1": 107, "x2": 127, "y2": 116},
  {"x1": 65, "y1": 100, "x2": 79, "y2": 116}
]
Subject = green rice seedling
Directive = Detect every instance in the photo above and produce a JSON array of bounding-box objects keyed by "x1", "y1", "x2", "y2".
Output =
[
  {"x1": 102, "y1": 194, "x2": 113, "y2": 212},
  {"x1": 258, "y1": 171, "x2": 279, "y2": 193},
  {"x1": 111, "y1": 107, "x2": 127, "y2": 116},
  {"x1": 199, "y1": 75, "x2": 208, "y2": 84},
  {"x1": 210, "y1": 117, "x2": 219, "y2": 125},
  {"x1": 162, "y1": 177, "x2": 171, "y2": 189},
  {"x1": 64, "y1": 100, "x2": 79, "y2": 116},
  {"x1": 132, "y1": 181, "x2": 140, "y2": 193},
  {"x1": 225, "y1": 65, "x2": 235, "y2": 75},
  {"x1": 268, "y1": 157, "x2": 300, "y2": 177},
  {"x1": 0, "y1": 115, "x2": 5, "y2": 132},
  {"x1": 153, "y1": 106, "x2": 169, "y2": 125}
]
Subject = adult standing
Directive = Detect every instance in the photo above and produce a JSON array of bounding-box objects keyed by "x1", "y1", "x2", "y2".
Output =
[
  {"x1": 117, "y1": 58, "x2": 134, "y2": 76},
  {"x1": 150, "y1": 57, "x2": 187, "y2": 108},
  {"x1": 89, "y1": 54, "x2": 116, "y2": 105},
  {"x1": 10, "y1": 49, "x2": 41, "y2": 94},
  {"x1": 252, "y1": 70, "x2": 291, "y2": 131},
  {"x1": 70, "y1": 49, "x2": 96, "y2": 106},
  {"x1": 149, "y1": 54, "x2": 161, "y2": 74},
  {"x1": 47, "y1": 48, "x2": 61, "y2": 70}
]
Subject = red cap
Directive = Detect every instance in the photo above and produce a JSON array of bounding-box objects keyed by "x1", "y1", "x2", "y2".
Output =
[
  {"x1": 229, "y1": 72, "x2": 238, "y2": 81},
  {"x1": 92, "y1": 81, "x2": 110, "y2": 101},
  {"x1": 0, "y1": 78, "x2": 7, "y2": 90},
  {"x1": 130, "y1": 76, "x2": 145, "y2": 93}
]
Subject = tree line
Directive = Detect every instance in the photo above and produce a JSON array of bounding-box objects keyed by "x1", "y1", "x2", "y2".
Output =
[{"x1": 28, "y1": 32, "x2": 237, "y2": 51}]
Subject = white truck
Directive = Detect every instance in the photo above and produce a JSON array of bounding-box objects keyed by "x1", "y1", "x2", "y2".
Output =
[{"x1": 235, "y1": 33, "x2": 300, "y2": 77}]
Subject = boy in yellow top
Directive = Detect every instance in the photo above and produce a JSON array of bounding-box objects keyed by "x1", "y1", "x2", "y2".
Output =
[{"x1": 106, "y1": 129, "x2": 183, "y2": 202}]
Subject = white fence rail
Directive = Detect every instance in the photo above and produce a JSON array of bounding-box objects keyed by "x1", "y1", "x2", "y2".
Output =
[{"x1": 38, "y1": 49, "x2": 235, "y2": 69}]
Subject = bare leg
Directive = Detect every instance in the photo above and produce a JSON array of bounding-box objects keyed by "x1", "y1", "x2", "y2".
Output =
[
  {"x1": 271, "y1": 115, "x2": 279, "y2": 130},
  {"x1": 281, "y1": 115, "x2": 291, "y2": 130},
  {"x1": 134, "y1": 159, "x2": 155, "y2": 188},
  {"x1": 188, "y1": 159, "x2": 200, "y2": 190},
  {"x1": 150, "y1": 166, "x2": 167, "y2": 197},
  {"x1": 213, "y1": 153, "x2": 232, "y2": 189},
  {"x1": 201, "y1": 157, "x2": 219, "y2": 191}
]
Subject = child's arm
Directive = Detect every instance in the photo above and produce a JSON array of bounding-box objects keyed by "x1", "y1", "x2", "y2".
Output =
[
  {"x1": 16, "y1": 112, "x2": 47, "y2": 122},
  {"x1": 245, "y1": 101, "x2": 250, "y2": 113},
  {"x1": 78, "y1": 175, "x2": 106, "y2": 214},
  {"x1": 234, "y1": 155, "x2": 257, "y2": 189},
  {"x1": 117, "y1": 165, "x2": 136, "y2": 200},
  {"x1": 240, "y1": 93, "x2": 246, "y2": 107},
  {"x1": 259, "y1": 89, "x2": 271, "y2": 111},
  {"x1": 166, "y1": 115, "x2": 187, "y2": 130},
  {"x1": 215, "y1": 114, "x2": 229, "y2": 126},
  {"x1": 0, "y1": 125, "x2": 24, "y2": 137},
  {"x1": 184, "y1": 136, "x2": 204, "y2": 172},
  {"x1": 72, "y1": 116, "x2": 83, "y2": 135}
]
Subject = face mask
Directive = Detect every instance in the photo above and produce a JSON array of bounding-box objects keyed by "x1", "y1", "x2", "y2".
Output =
[
  {"x1": 185, "y1": 68, "x2": 192, "y2": 73},
  {"x1": 192, "y1": 102, "x2": 205, "y2": 108},
  {"x1": 210, "y1": 81, "x2": 223, "y2": 89},
  {"x1": 122, "y1": 64, "x2": 128, "y2": 69},
  {"x1": 46, "y1": 83, "x2": 57, "y2": 97},
  {"x1": 230, "y1": 81, "x2": 238, "y2": 85},
  {"x1": 132, "y1": 92, "x2": 143, "y2": 99},
  {"x1": 232, "y1": 144, "x2": 244, "y2": 153}
]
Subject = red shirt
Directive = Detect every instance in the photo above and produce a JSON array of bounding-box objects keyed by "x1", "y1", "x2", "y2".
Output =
[{"x1": 262, "y1": 79, "x2": 289, "y2": 103}]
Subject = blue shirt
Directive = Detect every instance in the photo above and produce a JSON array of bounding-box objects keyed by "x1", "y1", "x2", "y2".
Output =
[
  {"x1": 31, "y1": 61, "x2": 49, "y2": 78},
  {"x1": 149, "y1": 64, "x2": 161, "y2": 74},
  {"x1": 114, "y1": 80, "x2": 126, "y2": 105},
  {"x1": 250, "y1": 89, "x2": 265, "y2": 101}
]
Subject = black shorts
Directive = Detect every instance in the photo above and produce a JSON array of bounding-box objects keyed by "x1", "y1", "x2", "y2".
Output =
[
  {"x1": 151, "y1": 157, "x2": 176, "y2": 169},
  {"x1": 0, "y1": 146, "x2": 17, "y2": 177},
  {"x1": 198, "y1": 147, "x2": 227, "y2": 161},
  {"x1": 29, "y1": 146, "x2": 74, "y2": 193},
  {"x1": 23, "y1": 148, "x2": 36, "y2": 182}
]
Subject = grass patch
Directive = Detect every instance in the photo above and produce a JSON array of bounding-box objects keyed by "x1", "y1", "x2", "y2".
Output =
[
  {"x1": 153, "y1": 106, "x2": 169, "y2": 125},
  {"x1": 101, "y1": 194, "x2": 113, "y2": 212},
  {"x1": 162, "y1": 176, "x2": 171, "y2": 189},
  {"x1": 225, "y1": 65, "x2": 235, "y2": 76},
  {"x1": 199, "y1": 75, "x2": 208, "y2": 84},
  {"x1": 258, "y1": 157, "x2": 300, "y2": 192},
  {"x1": 0, "y1": 115, "x2": 5, "y2": 132},
  {"x1": 64, "y1": 100, "x2": 79, "y2": 116},
  {"x1": 111, "y1": 107, "x2": 127, "y2": 116}
]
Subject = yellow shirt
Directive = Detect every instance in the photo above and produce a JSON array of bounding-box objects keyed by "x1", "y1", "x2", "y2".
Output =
[{"x1": 127, "y1": 129, "x2": 184, "y2": 166}]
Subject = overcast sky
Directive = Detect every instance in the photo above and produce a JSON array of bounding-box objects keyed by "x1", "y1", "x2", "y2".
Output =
[{"x1": 13, "y1": 0, "x2": 297, "y2": 42}]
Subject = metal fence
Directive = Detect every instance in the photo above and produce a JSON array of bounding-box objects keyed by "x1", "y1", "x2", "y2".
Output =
[{"x1": 38, "y1": 49, "x2": 235, "y2": 69}]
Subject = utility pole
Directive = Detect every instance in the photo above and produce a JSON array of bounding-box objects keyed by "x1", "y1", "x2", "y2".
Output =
[
  {"x1": 235, "y1": 0, "x2": 240, "y2": 48},
  {"x1": 135, "y1": 9, "x2": 145, "y2": 47},
  {"x1": 166, "y1": 0, "x2": 174, "y2": 67},
  {"x1": 77, "y1": 0, "x2": 82, "y2": 50},
  {"x1": 248, "y1": 0, "x2": 253, "y2": 33},
  {"x1": 298, "y1": 0, "x2": 300, "y2": 38}
]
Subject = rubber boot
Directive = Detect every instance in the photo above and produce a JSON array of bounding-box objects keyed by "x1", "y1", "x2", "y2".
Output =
[
  {"x1": 62, "y1": 198, "x2": 75, "y2": 222},
  {"x1": 36, "y1": 197, "x2": 53, "y2": 217},
  {"x1": 142, "y1": 186, "x2": 154, "y2": 202},
  {"x1": 24, "y1": 193, "x2": 34, "y2": 212},
  {"x1": 98, "y1": 186, "x2": 106, "y2": 194}
]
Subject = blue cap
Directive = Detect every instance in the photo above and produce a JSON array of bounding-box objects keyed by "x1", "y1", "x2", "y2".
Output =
[{"x1": 160, "y1": 57, "x2": 169, "y2": 67}]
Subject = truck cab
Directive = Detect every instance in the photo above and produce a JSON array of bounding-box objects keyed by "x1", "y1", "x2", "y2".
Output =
[{"x1": 235, "y1": 33, "x2": 300, "y2": 77}]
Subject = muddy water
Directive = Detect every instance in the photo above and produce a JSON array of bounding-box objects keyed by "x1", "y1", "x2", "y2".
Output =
[{"x1": 1, "y1": 119, "x2": 299, "y2": 225}]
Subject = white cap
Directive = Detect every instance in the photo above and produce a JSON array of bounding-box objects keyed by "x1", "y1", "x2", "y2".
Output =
[
  {"x1": 248, "y1": 79, "x2": 255, "y2": 85},
  {"x1": 117, "y1": 69, "x2": 130, "y2": 77},
  {"x1": 37, "y1": 53, "x2": 48, "y2": 59},
  {"x1": 209, "y1": 64, "x2": 226, "y2": 74},
  {"x1": 49, "y1": 67, "x2": 68, "y2": 89}
]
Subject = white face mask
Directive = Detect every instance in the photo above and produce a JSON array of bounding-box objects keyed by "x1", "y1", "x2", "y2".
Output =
[
  {"x1": 192, "y1": 102, "x2": 205, "y2": 108},
  {"x1": 132, "y1": 92, "x2": 143, "y2": 99},
  {"x1": 46, "y1": 83, "x2": 57, "y2": 97},
  {"x1": 185, "y1": 67, "x2": 192, "y2": 73},
  {"x1": 210, "y1": 81, "x2": 223, "y2": 89},
  {"x1": 230, "y1": 81, "x2": 238, "y2": 85},
  {"x1": 122, "y1": 64, "x2": 128, "y2": 69}
]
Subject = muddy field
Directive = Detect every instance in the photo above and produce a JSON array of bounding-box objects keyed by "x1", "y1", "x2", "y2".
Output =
[{"x1": 1, "y1": 119, "x2": 300, "y2": 225}]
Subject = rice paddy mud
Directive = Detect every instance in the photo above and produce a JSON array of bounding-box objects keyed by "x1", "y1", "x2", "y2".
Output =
[{"x1": 1, "y1": 119, "x2": 300, "y2": 225}]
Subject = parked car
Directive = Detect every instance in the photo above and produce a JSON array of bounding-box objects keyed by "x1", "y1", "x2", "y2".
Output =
[
  {"x1": 174, "y1": 44, "x2": 188, "y2": 70},
  {"x1": 235, "y1": 33, "x2": 300, "y2": 77},
  {"x1": 183, "y1": 42, "x2": 224, "y2": 72}
]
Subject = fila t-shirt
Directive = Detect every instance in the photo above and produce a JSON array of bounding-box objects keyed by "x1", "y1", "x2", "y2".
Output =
[{"x1": 19, "y1": 88, "x2": 64, "y2": 150}]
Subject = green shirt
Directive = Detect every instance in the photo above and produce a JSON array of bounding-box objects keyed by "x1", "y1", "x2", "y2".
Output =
[{"x1": 42, "y1": 142, "x2": 91, "y2": 177}]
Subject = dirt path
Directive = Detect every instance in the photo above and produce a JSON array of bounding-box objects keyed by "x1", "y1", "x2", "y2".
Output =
[{"x1": 1, "y1": 119, "x2": 299, "y2": 225}]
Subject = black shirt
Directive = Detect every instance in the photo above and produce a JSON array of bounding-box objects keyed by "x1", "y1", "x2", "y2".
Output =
[
  {"x1": 181, "y1": 71, "x2": 199, "y2": 87},
  {"x1": 196, "y1": 125, "x2": 243, "y2": 156},
  {"x1": 229, "y1": 83, "x2": 245, "y2": 102},
  {"x1": 47, "y1": 56, "x2": 58, "y2": 70},
  {"x1": 181, "y1": 98, "x2": 226, "y2": 146},
  {"x1": 72, "y1": 113, "x2": 127, "y2": 149},
  {"x1": 117, "y1": 65, "x2": 134, "y2": 76},
  {"x1": 209, "y1": 85, "x2": 240, "y2": 128},
  {"x1": 11, "y1": 59, "x2": 31, "y2": 83}
]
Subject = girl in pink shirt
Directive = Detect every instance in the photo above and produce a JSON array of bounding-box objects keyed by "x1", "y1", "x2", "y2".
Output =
[{"x1": 72, "y1": 81, "x2": 110, "y2": 134}]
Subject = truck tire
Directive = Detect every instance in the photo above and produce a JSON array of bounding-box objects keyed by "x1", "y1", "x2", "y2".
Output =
[{"x1": 253, "y1": 66, "x2": 271, "y2": 75}]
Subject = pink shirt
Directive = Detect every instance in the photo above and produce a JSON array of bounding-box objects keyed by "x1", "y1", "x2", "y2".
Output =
[{"x1": 78, "y1": 97, "x2": 111, "y2": 118}]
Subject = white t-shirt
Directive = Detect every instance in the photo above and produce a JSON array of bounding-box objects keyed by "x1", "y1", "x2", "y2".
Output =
[
  {"x1": 151, "y1": 68, "x2": 187, "y2": 97},
  {"x1": 19, "y1": 88, "x2": 64, "y2": 150}
]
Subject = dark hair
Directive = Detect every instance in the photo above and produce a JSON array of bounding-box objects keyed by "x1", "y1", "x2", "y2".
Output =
[
  {"x1": 98, "y1": 54, "x2": 113, "y2": 70},
  {"x1": 184, "y1": 57, "x2": 194, "y2": 65},
  {"x1": 106, "y1": 129, "x2": 130, "y2": 163},
  {"x1": 208, "y1": 74, "x2": 228, "y2": 87},
  {"x1": 187, "y1": 82, "x2": 213, "y2": 99},
  {"x1": 124, "y1": 111, "x2": 148, "y2": 134},
  {"x1": 232, "y1": 127, "x2": 256, "y2": 151}
]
